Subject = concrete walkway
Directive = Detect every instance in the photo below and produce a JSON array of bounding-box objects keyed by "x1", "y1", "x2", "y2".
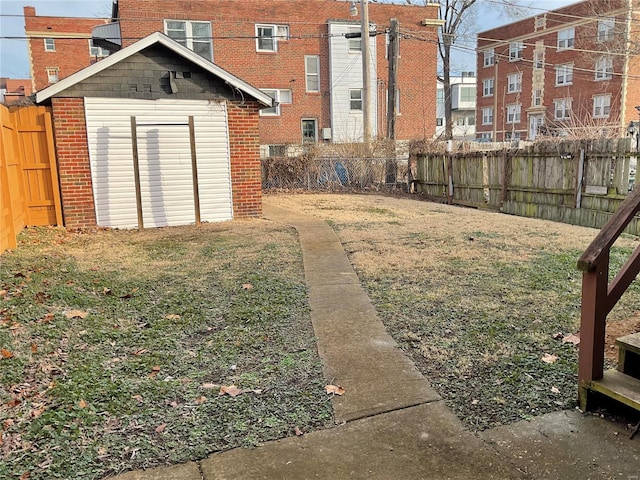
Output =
[{"x1": 112, "y1": 201, "x2": 640, "y2": 480}]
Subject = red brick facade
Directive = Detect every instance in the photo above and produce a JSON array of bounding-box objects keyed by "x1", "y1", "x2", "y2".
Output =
[
  {"x1": 50, "y1": 97, "x2": 97, "y2": 229},
  {"x1": 476, "y1": 0, "x2": 639, "y2": 142},
  {"x1": 24, "y1": 6, "x2": 109, "y2": 92}
]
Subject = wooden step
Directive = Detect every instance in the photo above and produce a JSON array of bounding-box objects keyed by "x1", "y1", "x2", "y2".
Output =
[
  {"x1": 616, "y1": 332, "x2": 640, "y2": 379},
  {"x1": 589, "y1": 369, "x2": 640, "y2": 412}
]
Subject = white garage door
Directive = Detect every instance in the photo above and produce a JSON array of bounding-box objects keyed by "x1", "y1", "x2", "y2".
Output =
[{"x1": 84, "y1": 98, "x2": 233, "y2": 228}]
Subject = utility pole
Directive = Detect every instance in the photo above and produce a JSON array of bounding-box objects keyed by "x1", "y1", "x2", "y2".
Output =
[
  {"x1": 386, "y1": 18, "x2": 399, "y2": 184},
  {"x1": 361, "y1": 0, "x2": 371, "y2": 148}
]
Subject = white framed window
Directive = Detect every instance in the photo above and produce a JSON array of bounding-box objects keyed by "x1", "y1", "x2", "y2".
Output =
[
  {"x1": 88, "y1": 39, "x2": 109, "y2": 58},
  {"x1": 557, "y1": 27, "x2": 575, "y2": 50},
  {"x1": 507, "y1": 73, "x2": 522, "y2": 93},
  {"x1": 595, "y1": 56, "x2": 613, "y2": 80},
  {"x1": 483, "y1": 48, "x2": 495, "y2": 67},
  {"x1": 44, "y1": 38, "x2": 55, "y2": 52},
  {"x1": 467, "y1": 115, "x2": 475, "y2": 126},
  {"x1": 532, "y1": 88, "x2": 543, "y2": 107},
  {"x1": 554, "y1": 98, "x2": 572, "y2": 119},
  {"x1": 255, "y1": 24, "x2": 289, "y2": 53},
  {"x1": 506, "y1": 103, "x2": 521, "y2": 124},
  {"x1": 165, "y1": 20, "x2": 212, "y2": 61},
  {"x1": 482, "y1": 78, "x2": 494, "y2": 97},
  {"x1": 509, "y1": 41, "x2": 523, "y2": 61},
  {"x1": 597, "y1": 17, "x2": 615, "y2": 42},
  {"x1": 506, "y1": 131, "x2": 521, "y2": 141},
  {"x1": 534, "y1": 15, "x2": 546, "y2": 31},
  {"x1": 260, "y1": 89, "x2": 292, "y2": 116},
  {"x1": 534, "y1": 50, "x2": 544, "y2": 69},
  {"x1": 436, "y1": 118, "x2": 444, "y2": 127},
  {"x1": 349, "y1": 89, "x2": 363, "y2": 111},
  {"x1": 46, "y1": 67, "x2": 59, "y2": 83},
  {"x1": 593, "y1": 94, "x2": 611, "y2": 118},
  {"x1": 455, "y1": 117, "x2": 465, "y2": 126},
  {"x1": 301, "y1": 118, "x2": 318, "y2": 143},
  {"x1": 555, "y1": 63, "x2": 573, "y2": 86},
  {"x1": 479, "y1": 132, "x2": 492, "y2": 141},
  {"x1": 436, "y1": 88, "x2": 444, "y2": 104},
  {"x1": 482, "y1": 107, "x2": 493, "y2": 125},
  {"x1": 460, "y1": 86, "x2": 475, "y2": 103},
  {"x1": 304, "y1": 55, "x2": 320, "y2": 92},
  {"x1": 348, "y1": 27, "x2": 362, "y2": 52}
]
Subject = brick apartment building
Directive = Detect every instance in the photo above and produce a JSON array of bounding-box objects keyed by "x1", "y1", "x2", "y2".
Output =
[
  {"x1": 83, "y1": 0, "x2": 442, "y2": 151},
  {"x1": 475, "y1": 0, "x2": 640, "y2": 142},
  {"x1": 0, "y1": 78, "x2": 33, "y2": 104},
  {"x1": 24, "y1": 7, "x2": 110, "y2": 92}
]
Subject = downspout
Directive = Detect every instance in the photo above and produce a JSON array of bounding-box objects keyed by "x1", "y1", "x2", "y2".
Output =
[{"x1": 620, "y1": 0, "x2": 632, "y2": 133}]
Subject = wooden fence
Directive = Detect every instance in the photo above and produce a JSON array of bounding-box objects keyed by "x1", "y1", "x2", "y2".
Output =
[
  {"x1": 0, "y1": 104, "x2": 62, "y2": 254},
  {"x1": 415, "y1": 139, "x2": 640, "y2": 234}
]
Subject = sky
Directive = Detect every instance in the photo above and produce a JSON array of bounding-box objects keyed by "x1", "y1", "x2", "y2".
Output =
[{"x1": 0, "y1": 0, "x2": 579, "y2": 79}]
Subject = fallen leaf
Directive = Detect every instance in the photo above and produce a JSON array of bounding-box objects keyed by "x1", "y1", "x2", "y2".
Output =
[
  {"x1": 194, "y1": 396, "x2": 207, "y2": 405},
  {"x1": 120, "y1": 288, "x2": 139, "y2": 299},
  {"x1": 35, "y1": 292, "x2": 47, "y2": 304},
  {"x1": 97, "y1": 447, "x2": 108, "y2": 456},
  {"x1": 6, "y1": 398, "x2": 21, "y2": 408},
  {"x1": 102, "y1": 287, "x2": 112, "y2": 296},
  {"x1": 471, "y1": 399, "x2": 480, "y2": 405},
  {"x1": 294, "y1": 426, "x2": 304, "y2": 436},
  {"x1": 154, "y1": 423, "x2": 167, "y2": 433},
  {"x1": 132, "y1": 348, "x2": 148, "y2": 356},
  {"x1": 562, "y1": 333, "x2": 580, "y2": 346},
  {"x1": 1, "y1": 348, "x2": 14, "y2": 359},
  {"x1": 219, "y1": 385, "x2": 243, "y2": 397},
  {"x1": 165, "y1": 314, "x2": 180, "y2": 320},
  {"x1": 131, "y1": 395, "x2": 143, "y2": 402},
  {"x1": 78, "y1": 399, "x2": 87, "y2": 409},
  {"x1": 169, "y1": 401, "x2": 179, "y2": 408},
  {"x1": 242, "y1": 283, "x2": 253, "y2": 290},
  {"x1": 19, "y1": 472, "x2": 30, "y2": 480},
  {"x1": 551, "y1": 386, "x2": 561, "y2": 394},
  {"x1": 552, "y1": 332, "x2": 564, "y2": 340},
  {"x1": 65, "y1": 309, "x2": 88, "y2": 319},
  {"x1": 201, "y1": 383, "x2": 219, "y2": 389},
  {"x1": 31, "y1": 343, "x2": 38, "y2": 354},
  {"x1": 542, "y1": 353, "x2": 558, "y2": 364},
  {"x1": 42, "y1": 313, "x2": 54, "y2": 323},
  {"x1": 325, "y1": 384, "x2": 345, "y2": 396},
  {"x1": 0, "y1": 290, "x2": 7, "y2": 297}
]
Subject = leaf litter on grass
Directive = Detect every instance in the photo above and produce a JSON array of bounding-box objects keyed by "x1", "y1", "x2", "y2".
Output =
[
  {"x1": 265, "y1": 193, "x2": 640, "y2": 431},
  {"x1": 0, "y1": 223, "x2": 332, "y2": 479}
]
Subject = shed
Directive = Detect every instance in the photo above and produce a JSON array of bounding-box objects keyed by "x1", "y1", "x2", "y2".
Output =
[{"x1": 36, "y1": 32, "x2": 272, "y2": 229}]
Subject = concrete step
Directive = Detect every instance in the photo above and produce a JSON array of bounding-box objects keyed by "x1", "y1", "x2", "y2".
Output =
[
  {"x1": 590, "y1": 369, "x2": 640, "y2": 412},
  {"x1": 616, "y1": 332, "x2": 640, "y2": 379}
]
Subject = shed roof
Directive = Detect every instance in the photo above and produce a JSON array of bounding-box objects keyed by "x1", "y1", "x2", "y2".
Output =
[{"x1": 35, "y1": 31, "x2": 273, "y2": 107}]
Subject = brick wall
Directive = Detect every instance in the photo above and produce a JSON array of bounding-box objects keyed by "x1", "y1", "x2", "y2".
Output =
[
  {"x1": 116, "y1": 0, "x2": 440, "y2": 143},
  {"x1": 475, "y1": 0, "x2": 633, "y2": 141},
  {"x1": 227, "y1": 100, "x2": 262, "y2": 218},
  {"x1": 24, "y1": 6, "x2": 108, "y2": 91},
  {"x1": 50, "y1": 97, "x2": 97, "y2": 228}
]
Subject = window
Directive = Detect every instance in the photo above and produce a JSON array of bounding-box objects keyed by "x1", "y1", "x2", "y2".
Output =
[
  {"x1": 557, "y1": 27, "x2": 575, "y2": 50},
  {"x1": 482, "y1": 78, "x2": 494, "y2": 97},
  {"x1": 436, "y1": 118, "x2": 444, "y2": 127},
  {"x1": 436, "y1": 88, "x2": 444, "y2": 104},
  {"x1": 506, "y1": 103, "x2": 521, "y2": 124},
  {"x1": 46, "y1": 67, "x2": 59, "y2": 83},
  {"x1": 165, "y1": 20, "x2": 212, "y2": 61},
  {"x1": 507, "y1": 73, "x2": 522, "y2": 93},
  {"x1": 44, "y1": 38, "x2": 55, "y2": 51},
  {"x1": 260, "y1": 89, "x2": 292, "y2": 116},
  {"x1": 532, "y1": 88, "x2": 543, "y2": 107},
  {"x1": 350, "y1": 89, "x2": 363, "y2": 111},
  {"x1": 593, "y1": 94, "x2": 611, "y2": 118},
  {"x1": 455, "y1": 117, "x2": 466, "y2": 126},
  {"x1": 89, "y1": 39, "x2": 109, "y2": 58},
  {"x1": 305, "y1": 55, "x2": 320, "y2": 92},
  {"x1": 301, "y1": 119, "x2": 318, "y2": 143},
  {"x1": 483, "y1": 48, "x2": 494, "y2": 67},
  {"x1": 597, "y1": 17, "x2": 615, "y2": 42},
  {"x1": 595, "y1": 56, "x2": 613, "y2": 80},
  {"x1": 534, "y1": 15, "x2": 546, "y2": 31},
  {"x1": 460, "y1": 86, "x2": 475, "y2": 103},
  {"x1": 509, "y1": 41, "x2": 523, "y2": 61},
  {"x1": 256, "y1": 24, "x2": 289, "y2": 52},
  {"x1": 482, "y1": 107, "x2": 493, "y2": 125},
  {"x1": 555, "y1": 64, "x2": 573, "y2": 86},
  {"x1": 348, "y1": 27, "x2": 361, "y2": 52},
  {"x1": 554, "y1": 98, "x2": 572, "y2": 119},
  {"x1": 480, "y1": 132, "x2": 492, "y2": 141},
  {"x1": 534, "y1": 50, "x2": 544, "y2": 69},
  {"x1": 467, "y1": 116, "x2": 475, "y2": 126},
  {"x1": 506, "y1": 131, "x2": 521, "y2": 141}
]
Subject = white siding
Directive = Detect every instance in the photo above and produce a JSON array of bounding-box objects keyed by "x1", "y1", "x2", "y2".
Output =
[
  {"x1": 328, "y1": 22, "x2": 377, "y2": 143},
  {"x1": 84, "y1": 98, "x2": 232, "y2": 228}
]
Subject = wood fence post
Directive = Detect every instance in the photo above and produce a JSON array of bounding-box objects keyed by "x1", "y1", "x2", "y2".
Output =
[
  {"x1": 130, "y1": 116, "x2": 144, "y2": 230},
  {"x1": 576, "y1": 148, "x2": 584, "y2": 209},
  {"x1": 500, "y1": 150, "x2": 510, "y2": 208},
  {"x1": 188, "y1": 116, "x2": 201, "y2": 226},
  {"x1": 447, "y1": 153, "x2": 453, "y2": 204},
  {"x1": 44, "y1": 111, "x2": 63, "y2": 226}
]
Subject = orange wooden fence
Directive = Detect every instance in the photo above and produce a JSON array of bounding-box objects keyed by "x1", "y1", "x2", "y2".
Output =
[{"x1": 0, "y1": 104, "x2": 62, "y2": 254}]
